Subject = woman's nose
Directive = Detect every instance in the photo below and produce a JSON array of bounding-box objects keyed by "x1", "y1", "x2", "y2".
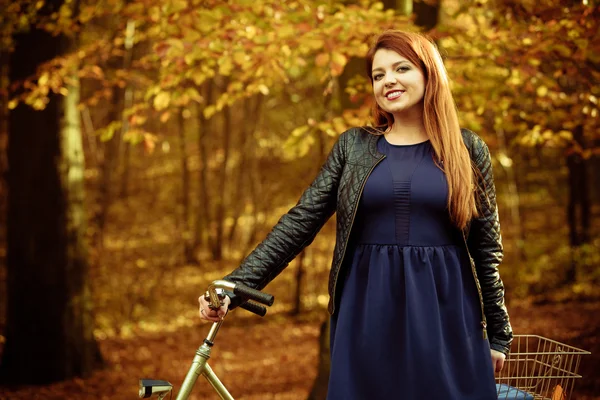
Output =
[{"x1": 384, "y1": 73, "x2": 397, "y2": 86}]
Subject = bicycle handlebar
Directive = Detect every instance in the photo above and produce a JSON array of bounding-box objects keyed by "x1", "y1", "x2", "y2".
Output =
[
  {"x1": 239, "y1": 300, "x2": 267, "y2": 317},
  {"x1": 232, "y1": 284, "x2": 274, "y2": 306},
  {"x1": 207, "y1": 280, "x2": 274, "y2": 317}
]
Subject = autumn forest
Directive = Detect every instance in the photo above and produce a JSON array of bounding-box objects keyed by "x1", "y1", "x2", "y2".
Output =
[{"x1": 0, "y1": 0, "x2": 599, "y2": 399}]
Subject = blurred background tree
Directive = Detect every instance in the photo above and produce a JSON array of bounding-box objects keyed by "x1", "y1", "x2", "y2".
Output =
[{"x1": 0, "y1": 0, "x2": 598, "y2": 393}]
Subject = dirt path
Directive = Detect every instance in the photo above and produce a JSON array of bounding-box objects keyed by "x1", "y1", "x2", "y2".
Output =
[{"x1": 0, "y1": 301, "x2": 598, "y2": 399}]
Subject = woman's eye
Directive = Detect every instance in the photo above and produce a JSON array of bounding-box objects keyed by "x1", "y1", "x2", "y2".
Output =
[
  {"x1": 373, "y1": 74, "x2": 383, "y2": 81},
  {"x1": 397, "y1": 66, "x2": 410, "y2": 72}
]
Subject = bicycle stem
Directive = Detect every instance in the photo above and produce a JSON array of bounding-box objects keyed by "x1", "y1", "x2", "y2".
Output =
[
  {"x1": 206, "y1": 319, "x2": 223, "y2": 344},
  {"x1": 176, "y1": 320, "x2": 227, "y2": 400}
]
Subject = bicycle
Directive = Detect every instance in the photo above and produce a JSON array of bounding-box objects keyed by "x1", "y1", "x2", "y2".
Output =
[{"x1": 138, "y1": 279, "x2": 274, "y2": 400}]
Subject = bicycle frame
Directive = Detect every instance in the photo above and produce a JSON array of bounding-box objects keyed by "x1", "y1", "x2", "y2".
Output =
[
  {"x1": 140, "y1": 280, "x2": 273, "y2": 400},
  {"x1": 175, "y1": 319, "x2": 233, "y2": 400}
]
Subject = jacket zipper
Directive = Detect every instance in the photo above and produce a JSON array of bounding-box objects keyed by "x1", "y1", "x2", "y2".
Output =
[
  {"x1": 461, "y1": 231, "x2": 488, "y2": 339},
  {"x1": 330, "y1": 155, "x2": 385, "y2": 316}
]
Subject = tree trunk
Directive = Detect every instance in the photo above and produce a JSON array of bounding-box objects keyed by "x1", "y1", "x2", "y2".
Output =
[
  {"x1": 307, "y1": 319, "x2": 331, "y2": 400},
  {"x1": 178, "y1": 109, "x2": 194, "y2": 262},
  {"x1": 291, "y1": 250, "x2": 306, "y2": 316},
  {"x1": 0, "y1": 49, "x2": 9, "y2": 251},
  {"x1": 194, "y1": 81, "x2": 214, "y2": 253},
  {"x1": 0, "y1": 48, "x2": 9, "y2": 329},
  {"x1": 1, "y1": 5, "x2": 101, "y2": 382},
  {"x1": 95, "y1": 20, "x2": 135, "y2": 248},
  {"x1": 414, "y1": 0, "x2": 440, "y2": 30},
  {"x1": 212, "y1": 105, "x2": 232, "y2": 261},
  {"x1": 227, "y1": 96, "x2": 263, "y2": 246},
  {"x1": 496, "y1": 128, "x2": 526, "y2": 261},
  {"x1": 95, "y1": 86, "x2": 124, "y2": 251},
  {"x1": 120, "y1": 141, "x2": 131, "y2": 198},
  {"x1": 118, "y1": 20, "x2": 136, "y2": 199},
  {"x1": 565, "y1": 124, "x2": 590, "y2": 283},
  {"x1": 243, "y1": 138, "x2": 267, "y2": 257}
]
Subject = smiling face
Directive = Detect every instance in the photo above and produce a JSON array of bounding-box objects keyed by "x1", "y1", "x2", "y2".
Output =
[{"x1": 371, "y1": 48, "x2": 426, "y2": 120}]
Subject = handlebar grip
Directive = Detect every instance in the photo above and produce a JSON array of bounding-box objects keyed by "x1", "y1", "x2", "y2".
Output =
[
  {"x1": 233, "y1": 284, "x2": 274, "y2": 306},
  {"x1": 239, "y1": 301, "x2": 267, "y2": 317}
]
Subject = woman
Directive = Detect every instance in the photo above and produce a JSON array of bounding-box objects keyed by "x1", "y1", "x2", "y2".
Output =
[{"x1": 199, "y1": 30, "x2": 513, "y2": 399}]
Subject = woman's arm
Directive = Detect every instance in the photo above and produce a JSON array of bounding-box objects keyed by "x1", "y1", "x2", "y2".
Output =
[
  {"x1": 223, "y1": 129, "x2": 349, "y2": 308},
  {"x1": 468, "y1": 139, "x2": 513, "y2": 356}
]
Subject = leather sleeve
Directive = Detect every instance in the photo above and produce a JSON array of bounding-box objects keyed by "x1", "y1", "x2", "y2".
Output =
[
  {"x1": 467, "y1": 139, "x2": 513, "y2": 355},
  {"x1": 223, "y1": 129, "x2": 349, "y2": 308}
]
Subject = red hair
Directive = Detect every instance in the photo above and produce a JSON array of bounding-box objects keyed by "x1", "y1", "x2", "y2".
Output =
[{"x1": 365, "y1": 30, "x2": 477, "y2": 228}]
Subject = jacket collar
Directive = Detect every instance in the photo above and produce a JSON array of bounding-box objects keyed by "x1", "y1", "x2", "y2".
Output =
[{"x1": 364, "y1": 129, "x2": 385, "y2": 159}]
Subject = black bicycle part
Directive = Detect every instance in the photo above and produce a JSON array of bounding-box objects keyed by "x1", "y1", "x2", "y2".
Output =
[
  {"x1": 239, "y1": 300, "x2": 267, "y2": 317},
  {"x1": 233, "y1": 284, "x2": 274, "y2": 306}
]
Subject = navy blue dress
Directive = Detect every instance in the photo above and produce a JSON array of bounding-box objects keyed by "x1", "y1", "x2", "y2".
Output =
[{"x1": 327, "y1": 137, "x2": 497, "y2": 400}]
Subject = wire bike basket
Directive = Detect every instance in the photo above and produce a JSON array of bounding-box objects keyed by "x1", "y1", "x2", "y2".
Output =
[{"x1": 495, "y1": 335, "x2": 591, "y2": 400}]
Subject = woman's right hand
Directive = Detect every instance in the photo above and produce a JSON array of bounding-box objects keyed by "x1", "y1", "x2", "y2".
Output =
[{"x1": 198, "y1": 293, "x2": 231, "y2": 322}]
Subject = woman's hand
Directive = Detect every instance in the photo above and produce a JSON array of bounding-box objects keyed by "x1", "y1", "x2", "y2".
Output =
[
  {"x1": 198, "y1": 294, "x2": 231, "y2": 322},
  {"x1": 491, "y1": 349, "x2": 506, "y2": 373}
]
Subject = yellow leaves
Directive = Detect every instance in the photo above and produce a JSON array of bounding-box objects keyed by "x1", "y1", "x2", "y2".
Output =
[
  {"x1": 244, "y1": 25, "x2": 257, "y2": 40},
  {"x1": 31, "y1": 97, "x2": 49, "y2": 110},
  {"x1": 257, "y1": 84, "x2": 270, "y2": 95},
  {"x1": 552, "y1": 44, "x2": 572, "y2": 58},
  {"x1": 166, "y1": 38, "x2": 185, "y2": 53},
  {"x1": 291, "y1": 125, "x2": 309, "y2": 137},
  {"x1": 330, "y1": 117, "x2": 347, "y2": 136},
  {"x1": 522, "y1": 37, "x2": 533, "y2": 46},
  {"x1": 315, "y1": 53, "x2": 329, "y2": 67},
  {"x1": 203, "y1": 105, "x2": 217, "y2": 119},
  {"x1": 144, "y1": 133, "x2": 157, "y2": 154},
  {"x1": 129, "y1": 114, "x2": 147, "y2": 127},
  {"x1": 149, "y1": 6, "x2": 161, "y2": 22},
  {"x1": 283, "y1": 125, "x2": 314, "y2": 160},
  {"x1": 8, "y1": 99, "x2": 18, "y2": 110},
  {"x1": 218, "y1": 57, "x2": 233, "y2": 76},
  {"x1": 497, "y1": 152, "x2": 513, "y2": 168},
  {"x1": 253, "y1": 35, "x2": 270, "y2": 45},
  {"x1": 281, "y1": 45, "x2": 292, "y2": 57},
  {"x1": 160, "y1": 111, "x2": 170, "y2": 123},
  {"x1": 536, "y1": 86, "x2": 549, "y2": 97},
  {"x1": 277, "y1": 24, "x2": 296, "y2": 39},
  {"x1": 557, "y1": 130, "x2": 573, "y2": 141},
  {"x1": 233, "y1": 51, "x2": 248, "y2": 66},
  {"x1": 330, "y1": 51, "x2": 347, "y2": 77},
  {"x1": 99, "y1": 121, "x2": 122, "y2": 142},
  {"x1": 38, "y1": 72, "x2": 49, "y2": 87},
  {"x1": 163, "y1": 0, "x2": 188, "y2": 15},
  {"x1": 371, "y1": 2, "x2": 384, "y2": 11},
  {"x1": 519, "y1": 126, "x2": 575, "y2": 148},
  {"x1": 153, "y1": 91, "x2": 170, "y2": 111},
  {"x1": 507, "y1": 70, "x2": 522, "y2": 86},
  {"x1": 302, "y1": 38, "x2": 325, "y2": 51},
  {"x1": 185, "y1": 87, "x2": 202, "y2": 103}
]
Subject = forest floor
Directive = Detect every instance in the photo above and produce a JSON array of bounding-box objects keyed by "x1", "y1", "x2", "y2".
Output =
[{"x1": 0, "y1": 298, "x2": 598, "y2": 400}]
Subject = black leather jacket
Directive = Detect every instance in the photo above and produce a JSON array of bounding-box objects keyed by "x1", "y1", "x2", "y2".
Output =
[{"x1": 224, "y1": 127, "x2": 513, "y2": 355}]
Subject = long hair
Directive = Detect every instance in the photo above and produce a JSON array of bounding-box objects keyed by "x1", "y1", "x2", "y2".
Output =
[{"x1": 365, "y1": 30, "x2": 477, "y2": 229}]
